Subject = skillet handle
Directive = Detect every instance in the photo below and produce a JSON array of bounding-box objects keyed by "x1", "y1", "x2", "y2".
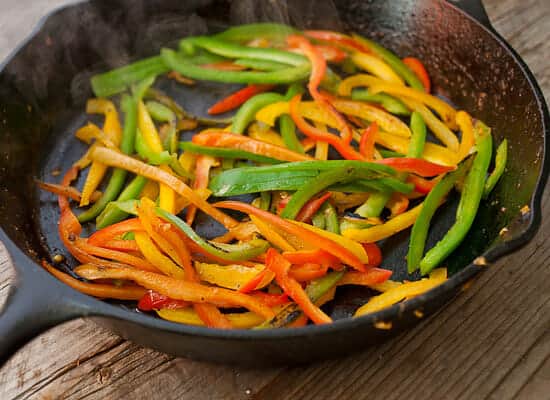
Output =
[
  {"x1": 0, "y1": 278, "x2": 80, "y2": 365},
  {"x1": 449, "y1": 0, "x2": 492, "y2": 28}
]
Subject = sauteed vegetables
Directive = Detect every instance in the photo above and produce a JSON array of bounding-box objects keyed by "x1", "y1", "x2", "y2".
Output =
[{"x1": 39, "y1": 23, "x2": 507, "y2": 329}]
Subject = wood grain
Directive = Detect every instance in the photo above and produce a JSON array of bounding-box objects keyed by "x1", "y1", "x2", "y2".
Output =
[{"x1": 0, "y1": 0, "x2": 549, "y2": 399}]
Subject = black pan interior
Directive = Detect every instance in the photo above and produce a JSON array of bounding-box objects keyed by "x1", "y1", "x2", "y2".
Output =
[{"x1": 0, "y1": 0, "x2": 545, "y2": 322}]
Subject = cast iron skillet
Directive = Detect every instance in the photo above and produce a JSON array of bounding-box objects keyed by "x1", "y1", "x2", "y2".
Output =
[{"x1": 0, "y1": 0, "x2": 547, "y2": 366}]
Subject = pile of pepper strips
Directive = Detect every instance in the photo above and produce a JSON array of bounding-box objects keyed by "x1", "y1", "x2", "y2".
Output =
[{"x1": 40, "y1": 23, "x2": 507, "y2": 328}]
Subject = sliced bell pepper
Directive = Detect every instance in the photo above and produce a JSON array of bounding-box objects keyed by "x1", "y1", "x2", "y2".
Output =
[
  {"x1": 42, "y1": 261, "x2": 147, "y2": 301},
  {"x1": 75, "y1": 264, "x2": 275, "y2": 319},
  {"x1": 99, "y1": 239, "x2": 140, "y2": 252},
  {"x1": 192, "y1": 130, "x2": 312, "y2": 162},
  {"x1": 266, "y1": 248, "x2": 332, "y2": 325},
  {"x1": 351, "y1": 53, "x2": 404, "y2": 85},
  {"x1": 249, "y1": 214, "x2": 296, "y2": 252},
  {"x1": 215, "y1": 201, "x2": 367, "y2": 271},
  {"x1": 290, "y1": 263, "x2": 329, "y2": 282},
  {"x1": 456, "y1": 111, "x2": 476, "y2": 161},
  {"x1": 406, "y1": 175, "x2": 437, "y2": 195},
  {"x1": 36, "y1": 180, "x2": 102, "y2": 204},
  {"x1": 138, "y1": 290, "x2": 189, "y2": 311},
  {"x1": 194, "y1": 262, "x2": 274, "y2": 291},
  {"x1": 359, "y1": 122, "x2": 378, "y2": 160},
  {"x1": 305, "y1": 30, "x2": 372, "y2": 54},
  {"x1": 248, "y1": 123, "x2": 286, "y2": 147},
  {"x1": 387, "y1": 193, "x2": 410, "y2": 217},
  {"x1": 157, "y1": 308, "x2": 266, "y2": 329},
  {"x1": 283, "y1": 248, "x2": 341, "y2": 267},
  {"x1": 483, "y1": 139, "x2": 507, "y2": 198},
  {"x1": 295, "y1": 192, "x2": 332, "y2": 223},
  {"x1": 375, "y1": 157, "x2": 454, "y2": 177},
  {"x1": 208, "y1": 84, "x2": 274, "y2": 115},
  {"x1": 402, "y1": 57, "x2": 431, "y2": 92},
  {"x1": 337, "y1": 268, "x2": 391, "y2": 287},
  {"x1": 186, "y1": 155, "x2": 218, "y2": 226}
]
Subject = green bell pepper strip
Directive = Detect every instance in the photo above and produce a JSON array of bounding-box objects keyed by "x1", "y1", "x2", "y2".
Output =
[
  {"x1": 156, "y1": 208, "x2": 270, "y2": 262},
  {"x1": 90, "y1": 56, "x2": 168, "y2": 98},
  {"x1": 161, "y1": 48, "x2": 311, "y2": 85},
  {"x1": 322, "y1": 202, "x2": 340, "y2": 234},
  {"x1": 214, "y1": 23, "x2": 298, "y2": 44},
  {"x1": 254, "y1": 270, "x2": 345, "y2": 329},
  {"x1": 179, "y1": 141, "x2": 281, "y2": 164},
  {"x1": 419, "y1": 121, "x2": 493, "y2": 275},
  {"x1": 379, "y1": 149, "x2": 405, "y2": 158},
  {"x1": 232, "y1": 92, "x2": 284, "y2": 134},
  {"x1": 145, "y1": 100, "x2": 176, "y2": 122},
  {"x1": 77, "y1": 93, "x2": 139, "y2": 223},
  {"x1": 234, "y1": 58, "x2": 289, "y2": 71},
  {"x1": 180, "y1": 36, "x2": 307, "y2": 67},
  {"x1": 96, "y1": 175, "x2": 148, "y2": 229},
  {"x1": 351, "y1": 89, "x2": 411, "y2": 116},
  {"x1": 483, "y1": 139, "x2": 507, "y2": 199},
  {"x1": 135, "y1": 128, "x2": 173, "y2": 165},
  {"x1": 279, "y1": 114, "x2": 304, "y2": 154},
  {"x1": 356, "y1": 111, "x2": 427, "y2": 218},
  {"x1": 312, "y1": 211, "x2": 326, "y2": 229},
  {"x1": 351, "y1": 34, "x2": 425, "y2": 91},
  {"x1": 407, "y1": 158, "x2": 472, "y2": 273},
  {"x1": 97, "y1": 200, "x2": 140, "y2": 222},
  {"x1": 260, "y1": 191, "x2": 271, "y2": 211},
  {"x1": 281, "y1": 168, "x2": 359, "y2": 220}
]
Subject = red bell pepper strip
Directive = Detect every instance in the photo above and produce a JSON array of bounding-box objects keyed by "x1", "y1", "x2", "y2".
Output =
[
  {"x1": 337, "y1": 268, "x2": 392, "y2": 286},
  {"x1": 266, "y1": 248, "x2": 332, "y2": 325},
  {"x1": 359, "y1": 122, "x2": 379, "y2": 160},
  {"x1": 295, "y1": 192, "x2": 332, "y2": 223},
  {"x1": 215, "y1": 200, "x2": 366, "y2": 272},
  {"x1": 208, "y1": 84, "x2": 274, "y2": 115},
  {"x1": 314, "y1": 44, "x2": 347, "y2": 63},
  {"x1": 238, "y1": 269, "x2": 269, "y2": 293},
  {"x1": 375, "y1": 157, "x2": 454, "y2": 177},
  {"x1": 186, "y1": 155, "x2": 216, "y2": 226},
  {"x1": 100, "y1": 239, "x2": 140, "y2": 252},
  {"x1": 286, "y1": 35, "x2": 352, "y2": 143},
  {"x1": 362, "y1": 243, "x2": 383, "y2": 268},
  {"x1": 305, "y1": 30, "x2": 371, "y2": 54},
  {"x1": 387, "y1": 193, "x2": 410, "y2": 217},
  {"x1": 403, "y1": 57, "x2": 431, "y2": 93},
  {"x1": 407, "y1": 174, "x2": 438, "y2": 194},
  {"x1": 289, "y1": 94, "x2": 365, "y2": 161},
  {"x1": 138, "y1": 290, "x2": 189, "y2": 311},
  {"x1": 289, "y1": 263, "x2": 329, "y2": 282}
]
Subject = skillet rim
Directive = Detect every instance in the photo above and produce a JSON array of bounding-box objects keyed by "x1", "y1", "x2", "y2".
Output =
[{"x1": 0, "y1": 0, "x2": 548, "y2": 341}]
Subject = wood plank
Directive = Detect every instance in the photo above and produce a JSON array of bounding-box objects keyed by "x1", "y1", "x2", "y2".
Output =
[{"x1": 0, "y1": 0, "x2": 549, "y2": 399}]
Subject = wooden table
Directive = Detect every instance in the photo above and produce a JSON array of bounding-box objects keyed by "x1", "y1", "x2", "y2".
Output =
[{"x1": 0, "y1": 0, "x2": 549, "y2": 398}]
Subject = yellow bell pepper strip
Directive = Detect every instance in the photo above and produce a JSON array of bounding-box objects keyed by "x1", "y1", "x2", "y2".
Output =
[
  {"x1": 250, "y1": 214, "x2": 295, "y2": 252},
  {"x1": 266, "y1": 248, "x2": 332, "y2": 325},
  {"x1": 215, "y1": 201, "x2": 367, "y2": 271},
  {"x1": 343, "y1": 202, "x2": 423, "y2": 243},
  {"x1": 351, "y1": 52, "x2": 404, "y2": 85},
  {"x1": 74, "y1": 264, "x2": 275, "y2": 319},
  {"x1": 157, "y1": 308, "x2": 265, "y2": 329},
  {"x1": 186, "y1": 155, "x2": 218, "y2": 226},
  {"x1": 350, "y1": 34, "x2": 425, "y2": 91},
  {"x1": 420, "y1": 121, "x2": 493, "y2": 275},
  {"x1": 194, "y1": 262, "x2": 274, "y2": 290},
  {"x1": 248, "y1": 123, "x2": 286, "y2": 146},
  {"x1": 192, "y1": 131, "x2": 312, "y2": 162},
  {"x1": 332, "y1": 99, "x2": 411, "y2": 138},
  {"x1": 456, "y1": 111, "x2": 476, "y2": 161},
  {"x1": 483, "y1": 139, "x2": 507, "y2": 198},
  {"x1": 354, "y1": 269, "x2": 447, "y2": 317},
  {"x1": 42, "y1": 261, "x2": 147, "y2": 301},
  {"x1": 351, "y1": 89, "x2": 411, "y2": 116},
  {"x1": 88, "y1": 146, "x2": 239, "y2": 230},
  {"x1": 407, "y1": 159, "x2": 472, "y2": 273},
  {"x1": 75, "y1": 122, "x2": 116, "y2": 148},
  {"x1": 375, "y1": 130, "x2": 458, "y2": 166},
  {"x1": 135, "y1": 231, "x2": 185, "y2": 279},
  {"x1": 257, "y1": 100, "x2": 338, "y2": 128},
  {"x1": 137, "y1": 100, "x2": 176, "y2": 213},
  {"x1": 79, "y1": 100, "x2": 123, "y2": 207},
  {"x1": 338, "y1": 74, "x2": 381, "y2": 96},
  {"x1": 402, "y1": 57, "x2": 431, "y2": 92}
]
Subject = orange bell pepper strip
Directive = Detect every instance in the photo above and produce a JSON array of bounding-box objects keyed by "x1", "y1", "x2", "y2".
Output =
[
  {"x1": 287, "y1": 34, "x2": 353, "y2": 143},
  {"x1": 266, "y1": 248, "x2": 332, "y2": 325},
  {"x1": 215, "y1": 201, "x2": 366, "y2": 272},
  {"x1": 289, "y1": 263, "x2": 329, "y2": 282},
  {"x1": 294, "y1": 192, "x2": 332, "y2": 223},
  {"x1": 359, "y1": 122, "x2": 378, "y2": 160},
  {"x1": 250, "y1": 215, "x2": 295, "y2": 252},
  {"x1": 283, "y1": 248, "x2": 341, "y2": 267},
  {"x1": 192, "y1": 130, "x2": 312, "y2": 162},
  {"x1": 36, "y1": 180, "x2": 102, "y2": 203},
  {"x1": 238, "y1": 269, "x2": 270, "y2": 294},
  {"x1": 289, "y1": 95, "x2": 365, "y2": 161},
  {"x1": 42, "y1": 260, "x2": 147, "y2": 300},
  {"x1": 402, "y1": 57, "x2": 431, "y2": 93},
  {"x1": 186, "y1": 155, "x2": 217, "y2": 226},
  {"x1": 208, "y1": 84, "x2": 274, "y2": 115},
  {"x1": 89, "y1": 146, "x2": 239, "y2": 230},
  {"x1": 99, "y1": 239, "x2": 140, "y2": 252},
  {"x1": 87, "y1": 218, "x2": 143, "y2": 246},
  {"x1": 337, "y1": 268, "x2": 392, "y2": 287},
  {"x1": 406, "y1": 174, "x2": 438, "y2": 195},
  {"x1": 387, "y1": 193, "x2": 410, "y2": 217},
  {"x1": 305, "y1": 30, "x2": 372, "y2": 54},
  {"x1": 314, "y1": 44, "x2": 347, "y2": 63},
  {"x1": 74, "y1": 264, "x2": 275, "y2": 319},
  {"x1": 249, "y1": 291, "x2": 290, "y2": 307},
  {"x1": 375, "y1": 157, "x2": 454, "y2": 177},
  {"x1": 137, "y1": 290, "x2": 189, "y2": 311}
]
